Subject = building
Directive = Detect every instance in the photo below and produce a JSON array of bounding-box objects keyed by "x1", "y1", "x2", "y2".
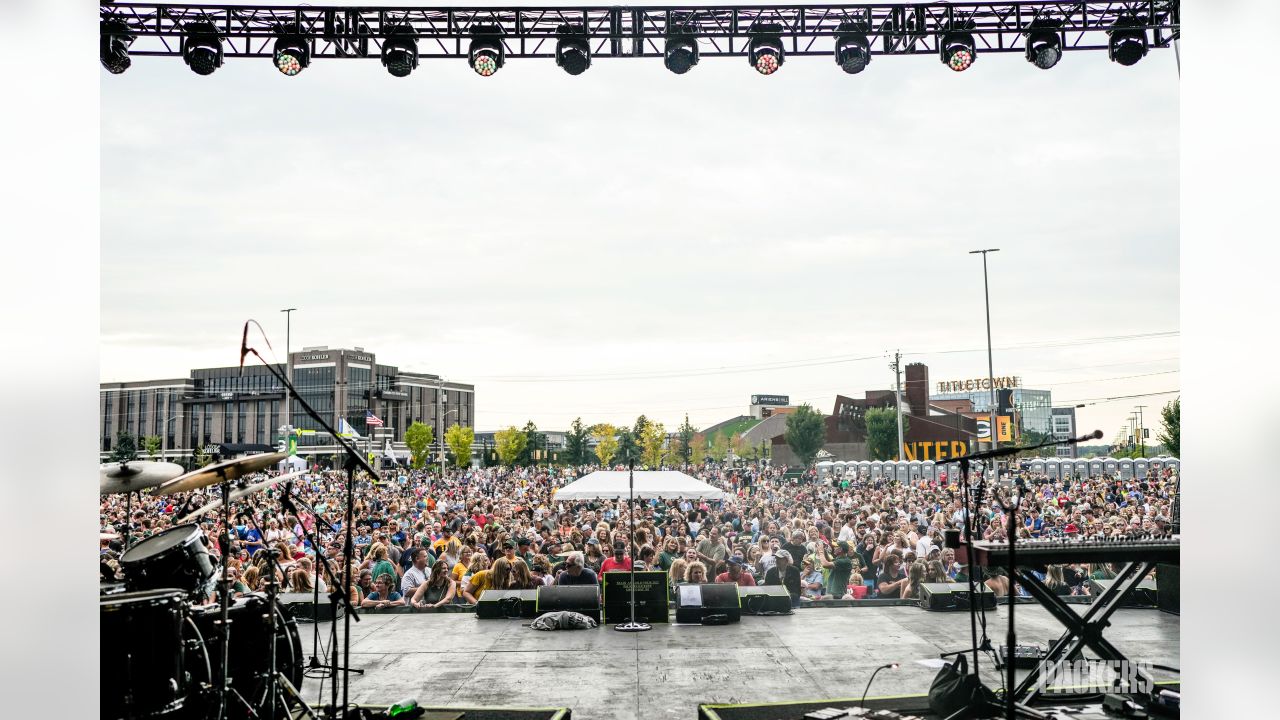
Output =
[
  {"x1": 928, "y1": 373, "x2": 1054, "y2": 435},
  {"x1": 1051, "y1": 406, "x2": 1078, "y2": 459},
  {"x1": 100, "y1": 345, "x2": 474, "y2": 464}
]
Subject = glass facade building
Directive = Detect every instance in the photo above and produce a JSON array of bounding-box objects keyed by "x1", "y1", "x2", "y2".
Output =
[{"x1": 929, "y1": 387, "x2": 1054, "y2": 435}]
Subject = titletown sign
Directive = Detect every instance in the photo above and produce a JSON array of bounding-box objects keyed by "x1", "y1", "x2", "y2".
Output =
[{"x1": 936, "y1": 376, "x2": 1021, "y2": 393}]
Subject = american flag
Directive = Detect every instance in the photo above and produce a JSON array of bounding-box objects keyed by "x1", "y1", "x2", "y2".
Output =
[{"x1": 365, "y1": 410, "x2": 384, "y2": 427}]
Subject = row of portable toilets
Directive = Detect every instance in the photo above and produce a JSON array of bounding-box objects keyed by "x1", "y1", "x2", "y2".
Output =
[{"x1": 815, "y1": 457, "x2": 1180, "y2": 482}]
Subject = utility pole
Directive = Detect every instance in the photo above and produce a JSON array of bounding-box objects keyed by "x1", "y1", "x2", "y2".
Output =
[
  {"x1": 1135, "y1": 405, "x2": 1147, "y2": 458},
  {"x1": 281, "y1": 308, "x2": 296, "y2": 432},
  {"x1": 891, "y1": 351, "x2": 905, "y2": 461},
  {"x1": 437, "y1": 378, "x2": 445, "y2": 478},
  {"x1": 969, "y1": 248, "x2": 1001, "y2": 480}
]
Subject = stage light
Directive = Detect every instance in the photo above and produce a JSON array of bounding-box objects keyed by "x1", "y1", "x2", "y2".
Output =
[
  {"x1": 834, "y1": 23, "x2": 871, "y2": 75},
  {"x1": 182, "y1": 22, "x2": 224, "y2": 76},
  {"x1": 940, "y1": 32, "x2": 976, "y2": 72},
  {"x1": 468, "y1": 25, "x2": 505, "y2": 77},
  {"x1": 748, "y1": 25, "x2": 785, "y2": 76},
  {"x1": 664, "y1": 35, "x2": 699, "y2": 75},
  {"x1": 273, "y1": 30, "x2": 310, "y2": 77},
  {"x1": 381, "y1": 25, "x2": 419, "y2": 78},
  {"x1": 100, "y1": 19, "x2": 134, "y2": 74},
  {"x1": 1025, "y1": 20, "x2": 1063, "y2": 70},
  {"x1": 1108, "y1": 16, "x2": 1148, "y2": 66},
  {"x1": 556, "y1": 25, "x2": 591, "y2": 76}
]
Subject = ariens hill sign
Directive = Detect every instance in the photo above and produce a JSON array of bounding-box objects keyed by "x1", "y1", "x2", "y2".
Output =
[{"x1": 936, "y1": 376, "x2": 1021, "y2": 393}]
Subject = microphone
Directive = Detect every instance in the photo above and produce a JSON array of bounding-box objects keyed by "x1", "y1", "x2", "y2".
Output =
[{"x1": 239, "y1": 322, "x2": 250, "y2": 377}]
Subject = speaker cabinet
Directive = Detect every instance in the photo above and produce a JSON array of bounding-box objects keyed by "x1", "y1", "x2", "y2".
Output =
[
  {"x1": 1155, "y1": 563, "x2": 1179, "y2": 615},
  {"x1": 674, "y1": 583, "x2": 741, "y2": 624},
  {"x1": 920, "y1": 582, "x2": 996, "y2": 611},
  {"x1": 476, "y1": 589, "x2": 539, "y2": 619},
  {"x1": 1087, "y1": 578, "x2": 1158, "y2": 608},
  {"x1": 279, "y1": 592, "x2": 342, "y2": 622},
  {"x1": 738, "y1": 585, "x2": 792, "y2": 615},
  {"x1": 535, "y1": 585, "x2": 601, "y2": 623}
]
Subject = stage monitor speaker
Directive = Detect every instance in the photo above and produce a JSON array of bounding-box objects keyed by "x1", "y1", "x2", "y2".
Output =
[
  {"x1": 279, "y1": 593, "x2": 342, "y2": 622},
  {"x1": 476, "y1": 589, "x2": 539, "y2": 619},
  {"x1": 1087, "y1": 578, "x2": 1158, "y2": 608},
  {"x1": 674, "y1": 583, "x2": 741, "y2": 624},
  {"x1": 738, "y1": 585, "x2": 792, "y2": 615},
  {"x1": 1155, "y1": 563, "x2": 1179, "y2": 615},
  {"x1": 535, "y1": 585, "x2": 601, "y2": 623},
  {"x1": 601, "y1": 571, "x2": 669, "y2": 624},
  {"x1": 920, "y1": 583, "x2": 996, "y2": 611}
]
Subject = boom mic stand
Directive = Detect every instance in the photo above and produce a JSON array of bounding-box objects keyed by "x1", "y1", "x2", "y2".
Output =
[
  {"x1": 613, "y1": 461, "x2": 650, "y2": 633},
  {"x1": 241, "y1": 324, "x2": 381, "y2": 720}
]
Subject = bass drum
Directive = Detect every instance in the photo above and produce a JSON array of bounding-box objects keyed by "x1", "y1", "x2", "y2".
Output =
[
  {"x1": 119, "y1": 524, "x2": 217, "y2": 600},
  {"x1": 189, "y1": 593, "x2": 305, "y2": 718},
  {"x1": 100, "y1": 589, "x2": 210, "y2": 720}
]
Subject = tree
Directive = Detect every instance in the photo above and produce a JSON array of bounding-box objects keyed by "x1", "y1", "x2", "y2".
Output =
[
  {"x1": 633, "y1": 415, "x2": 651, "y2": 439},
  {"x1": 865, "y1": 407, "x2": 900, "y2": 461},
  {"x1": 1158, "y1": 398, "x2": 1180, "y2": 457},
  {"x1": 495, "y1": 426, "x2": 527, "y2": 467},
  {"x1": 404, "y1": 421, "x2": 435, "y2": 469},
  {"x1": 592, "y1": 424, "x2": 619, "y2": 466},
  {"x1": 565, "y1": 417, "x2": 590, "y2": 465},
  {"x1": 142, "y1": 435, "x2": 162, "y2": 460},
  {"x1": 641, "y1": 421, "x2": 667, "y2": 468},
  {"x1": 519, "y1": 421, "x2": 544, "y2": 466},
  {"x1": 111, "y1": 431, "x2": 138, "y2": 464},
  {"x1": 191, "y1": 444, "x2": 211, "y2": 470},
  {"x1": 708, "y1": 433, "x2": 729, "y2": 462},
  {"x1": 676, "y1": 415, "x2": 697, "y2": 465},
  {"x1": 690, "y1": 437, "x2": 707, "y2": 466},
  {"x1": 616, "y1": 428, "x2": 641, "y2": 467},
  {"x1": 784, "y1": 404, "x2": 827, "y2": 467},
  {"x1": 444, "y1": 424, "x2": 474, "y2": 468},
  {"x1": 730, "y1": 432, "x2": 747, "y2": 462},
  {"x1": 1017, "y1": 430, "x2": 1055, "y2": 459}
]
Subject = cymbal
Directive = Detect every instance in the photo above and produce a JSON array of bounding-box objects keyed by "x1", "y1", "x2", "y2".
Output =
[
  {"x1": 180, "y1": 470, "x2": 306, "y2": 522},
  {"x1": 100, "y1": 531, "x2": 120, "y2": 540},
  {"x1": 152, "y1": 452, "x2": 289, "y2": 495},
  {"x1": 100, "y1": 461, "x2": 185, "y2": 495}
]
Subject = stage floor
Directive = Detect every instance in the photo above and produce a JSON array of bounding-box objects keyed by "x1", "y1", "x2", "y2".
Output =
[{"x1": 297, "y1": 606, "x2": 1179, "y2": 720}]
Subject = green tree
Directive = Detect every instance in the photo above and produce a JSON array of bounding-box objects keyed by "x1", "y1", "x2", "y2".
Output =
[
  {"x1": 495, "y1": 426, "x2": 527, "y2": 467},
  {"x1": 519, "y1": 421, "x2": 544, "y2": 466},
  {"x1": 1158, "y1": 398, "x2": 1180, "y2": 457},
  {"x1": 1017, "y1": 430, "x2": 1055, "y2": 459},
  {"x1": 633, "y1": 415, "x2": 651, "y2": 439},
  {"x1": 404, "y1": 421, "x2": 435, "y2": 469},
  {"x1": 565, "y1": 417, "x2": 590, "y2": 465},
  {"x1": 592, "y1": 423, "x2": 619, "y2": 466},
  {"x1": 142, "y1": 435, "x2": 162, "y2": 460},
  {"x1": 191, "y1": 444, "x2": 211, "y2": 470},
  {"x1": 690, "y1": 436, "x2": 707, "y2": 466},
  {"x1": 784, "y1": 404, "x2": 827, "y2": 466},
  {"x1": 641, "y1": 421, "x2": 667, "y2": 468},
  {"x1": 708, "y1": 433, "x2": 729, "y2": 462},
  {"x1": 865, "y1": 407, "x2": 900, "y2": 461},
  {"x1": 616, "y1": 428, "x2": 641, "y2": 467},
  {"x1": 444, "y1": 423, "x2": 474, "y2": 468},
  {"x1": 111, "y1": 431, "x2": 138, "y2": 463},
  {"x1": 676, "y1": 415, "x2": 697, "y2": 465}
]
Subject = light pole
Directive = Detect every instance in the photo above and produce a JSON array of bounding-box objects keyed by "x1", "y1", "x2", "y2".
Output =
[
  {"x1": 439, "y1": 407, "x2": 460, "y2": 477},
  {"x1": 161, "y1": 412, "x2": 182, "y2": 461},
  {"x1": 281, "y1": 308, "x2": 296, "y2": 429},
  {"x1": 969, "y1": 248, "x2": 1000, "y2": 479}
]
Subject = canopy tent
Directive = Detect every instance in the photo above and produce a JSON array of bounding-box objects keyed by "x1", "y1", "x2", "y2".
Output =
[
  {"x1": 554, "y1": 470, "x2": 728, "y2": 501},
  {"x1": 282, "y1": 454, "x2": 308, "y2": 471}
]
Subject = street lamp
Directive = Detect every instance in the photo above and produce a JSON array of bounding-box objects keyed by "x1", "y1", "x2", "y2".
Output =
[
  {"x1": 969, "y1": 248, "x2": 1000, "y2": 478},
  {"x1": 439, "y1": 407, "x2": 460, "y2": 476},
  {"x1": 281, "y1": 308, "x2": 296, "y2": 428}
]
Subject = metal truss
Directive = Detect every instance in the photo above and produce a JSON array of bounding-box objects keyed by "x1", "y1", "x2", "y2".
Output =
[{"x1": 100, "y1": 2, "x2": 1179, "y2": 63}]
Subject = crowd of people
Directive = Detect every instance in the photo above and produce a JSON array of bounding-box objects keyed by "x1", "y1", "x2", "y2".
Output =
[{"x1": 99, "y1": 461, "x2": 1179, "y2": 610}]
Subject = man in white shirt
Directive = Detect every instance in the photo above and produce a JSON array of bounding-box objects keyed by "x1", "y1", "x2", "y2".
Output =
[
  {"x1": 837, "y1": 516, "x2": 858, "y2": 543},
  {"x1": 400, "y1": 548, "x2": 430, "y2": 598}
]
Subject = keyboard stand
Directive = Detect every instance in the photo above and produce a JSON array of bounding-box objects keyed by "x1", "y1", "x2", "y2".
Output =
[{"x1": 1011, "y1": 560, "x2": 1159, "y2": 703}]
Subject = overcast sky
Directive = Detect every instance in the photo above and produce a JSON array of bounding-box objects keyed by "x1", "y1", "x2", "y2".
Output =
[{"x1": 100, "y1": 1, "x2": 1179, "y2": 440}]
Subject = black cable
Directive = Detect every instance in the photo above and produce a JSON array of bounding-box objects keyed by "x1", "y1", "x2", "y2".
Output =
[{"x1": 860, "y1": 663, "x2": 898, "y2": 708}]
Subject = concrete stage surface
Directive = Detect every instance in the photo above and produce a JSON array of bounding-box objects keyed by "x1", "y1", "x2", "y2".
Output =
[{"x1": 297, "y1": 606, "x2": 1179, "y2": 720}]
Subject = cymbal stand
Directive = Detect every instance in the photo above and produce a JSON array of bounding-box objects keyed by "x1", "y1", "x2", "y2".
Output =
[
  {"x1": 242, "y1": 497, "x2": 283, "y2": 720},
  {"x1": 217, "y1": 472, "x2": 259, "y2": 720}
]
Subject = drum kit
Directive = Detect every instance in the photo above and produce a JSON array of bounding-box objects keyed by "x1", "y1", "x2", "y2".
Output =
[{"x1": 100, "y1": 457, "x2": 318, "y2": 720}]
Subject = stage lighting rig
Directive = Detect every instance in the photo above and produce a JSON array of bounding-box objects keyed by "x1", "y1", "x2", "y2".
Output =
[
  {"x1": 748, "y1": 24, "x2": 785, "y2": 75},
  {"x1": 100, "y1": 19, "x2": 134, "y2": 75},
  {"x1": 468, "y1": 25, "x2": 505, "y2": 77},
  {"x1": 1025, "y1": 19, "x2": 1063, "y2": 70},
  {"x1": 555, "y1": 25, "x2": 591, "y2": 75},
  {"x1": 182, "y1": 22, "x2": 224, "y2": 76},
  {"x1": 273, "y1": 26, "x2": 311, "y2": 76},
  {"x1": 381, "y1": 24, "x2": 419, "y2": 77},
  {"x1": 664, "y1": 32, "x2": 699, "y2": 75},
  {"x1": 1108, "y1": 15, "x2": 1149, "y2": 66},
  {"x1": 940, "y1": 30, "x2": 977, "y2": 72},
  {"x1": 834, "y1": 22, "x2": 871, "y2": 75}
]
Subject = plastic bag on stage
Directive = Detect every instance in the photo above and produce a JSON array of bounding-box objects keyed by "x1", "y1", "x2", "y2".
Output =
[{"x1": 530, "y1": 611, "x2": 599, "y2": 631}]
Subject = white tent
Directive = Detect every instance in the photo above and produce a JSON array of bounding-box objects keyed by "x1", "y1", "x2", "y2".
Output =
[
  {"x1": 282, "y1": 454, "x2": 307, "y2": 471},
  {"x1": 554, "y1": 470, "x2": 728, "y2": 501}
]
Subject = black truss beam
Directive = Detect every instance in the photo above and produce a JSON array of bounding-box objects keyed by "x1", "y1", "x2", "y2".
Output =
[{"x1": 100, "y1": 3, "x2": 1179, "y2": 63}]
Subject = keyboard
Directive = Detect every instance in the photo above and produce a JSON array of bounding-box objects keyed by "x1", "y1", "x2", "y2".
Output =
[{"x1": 969, "y1": 536, "x2": 1180, "y2": 566}]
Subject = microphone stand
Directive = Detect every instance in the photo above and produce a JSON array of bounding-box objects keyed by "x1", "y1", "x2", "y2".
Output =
[
  {"x1": 241, "y1": 332, "x2": 380, "y2": 720},
  {"x1": 613, "y1": 461, "x2": 650, "y2": 632}
]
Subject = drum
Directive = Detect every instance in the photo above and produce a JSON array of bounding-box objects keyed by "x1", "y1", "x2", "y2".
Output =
[
  {"x1": 100, "y1": 589, "x2": 209, "y2": 720},
  {"x1": 120, "y1": 524, "x2": 217, "y2": 598},
  {"x1": 190, "y1": 593, "x2": 305, "y2": 714}
]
